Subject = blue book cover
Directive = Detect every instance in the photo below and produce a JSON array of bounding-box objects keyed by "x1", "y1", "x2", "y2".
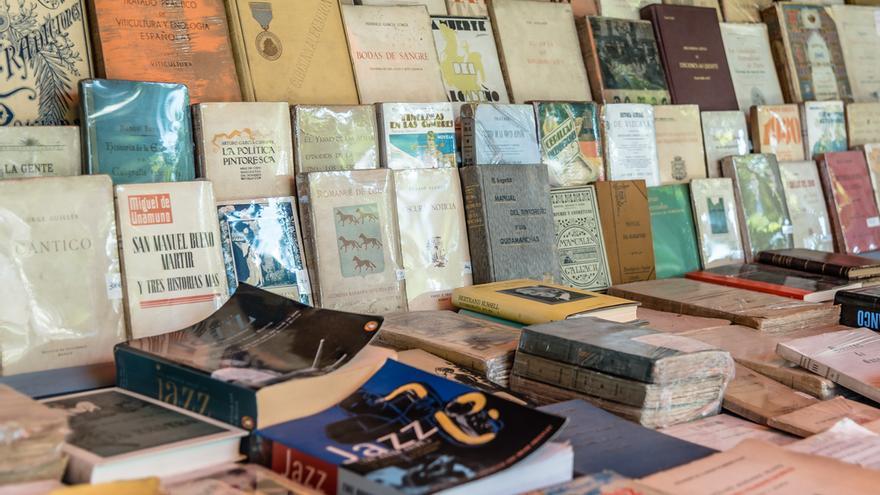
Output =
[{"x1": 80, "y1": 79, "x2": 194, "y2": 184}]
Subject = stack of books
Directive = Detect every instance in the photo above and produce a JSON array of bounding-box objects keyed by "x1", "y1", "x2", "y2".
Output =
[{"x1": 0, "y1": 386, "x2": 69, "y2": 484}]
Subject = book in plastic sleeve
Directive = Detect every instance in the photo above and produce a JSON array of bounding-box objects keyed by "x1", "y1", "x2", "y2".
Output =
[
  {"x1": 779, "y1": 160, "x2": 834, "y2": 252},
  {"x1": 378, "y1": 103, "x2": 457, "y2": 169},
  {"x1": 292, "y1": 105, "x2": 380, "y2": 174},
  {"x1": 653, "y1": 105, "x2": 707, "y2": 184},
  {"x1": 800, "y1": 100, "x2": 847, "y2": 159},
  {"x1": 689, "y1": 178, "x2": 745, "y2": 269},
  {"x1": 845, "y1": 102, "x2": 880, "y2": 147},
  {"x1": 460, "y1": 103, "x2": 540, "y2": 166},
  {"x1": 700, "y1": 110, "x2": 750, "y2": 178},
  {"x1": 597, "y1": 0, "x2": 660, "y2": 20},
  {"x1": 0, "y1": 127, "x2": 81, "y2": 179},
  {"x1": 751, "y1": 104, "x2": 805, "y2": 162},
  {"x1": 602, "y1": 104, "x2": 660, "y2": 186},
  {"x1": 719, "y1": 22, "x2": 784, "y2": 112},
  {"x1": 829, "y1": 5, "x2": 880, "y2": 103},
  {"x1": 817, "y1": 150, "x2": 880, "y2": 254},
  {"x1": 649, "y1": 184, "x2": 701, "y2": 279},
  {"x1": 535, "y1": 102, "x2": 603, "y2": 186},
  {"x1": 550, "y1": 185, "x2": 612, "y2": 292},
  {"x1": 447, "y1": 0, "x2": 487, "y2": 16}
]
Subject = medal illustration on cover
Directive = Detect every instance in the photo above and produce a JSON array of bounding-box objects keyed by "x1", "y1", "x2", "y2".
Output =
[
  {"x1": 335, "y1": 204, "x2": 385, "y2": 277},
  {"x1": 250, "y1": 2, "x2": 282, "y2": 61}
]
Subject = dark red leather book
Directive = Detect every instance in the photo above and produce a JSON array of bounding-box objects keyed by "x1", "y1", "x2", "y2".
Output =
[{"x1": 818, "y1": 151, "x2": 880, "y2": 254}]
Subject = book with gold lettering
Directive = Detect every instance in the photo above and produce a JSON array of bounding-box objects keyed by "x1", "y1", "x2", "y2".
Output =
[
  {"x1": 829, "y1": 5, "x2": 880, "y2": 103},
  {"x1": 779, "y1": 160, "x2": 834, "y2": 252},
  {"x1": 750, "y1": 104, "x2": 805, "y2": 162},
  {"x1": 653, "y1": 105, "x2": 706, "y2": 184},
  {"x1": 0, "y1": 127, "x2": 81, "y2": 179},
  {"x1": 377, "y1": 103, "x2": 457, "y2": 169},
  {"x1": 292, "y1": 105, "x2": 380, "y2": 174},
  {"x1": 845, "y1": 102, "x2": 880, "y2": 147},
  {"x1": 719, "y1": 23, "x2": 784, "y2": 112},
  {"x1": 550, "y1": 185, "x2": 612, "y2": 292}
]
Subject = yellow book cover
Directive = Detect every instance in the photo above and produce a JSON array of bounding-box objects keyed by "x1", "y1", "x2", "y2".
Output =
[{"x1": 50, "y1": 478, "x2": 160, "y2": 495}]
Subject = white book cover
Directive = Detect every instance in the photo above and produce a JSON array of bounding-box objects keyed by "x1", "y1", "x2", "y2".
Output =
[
  {"x1": 701, "y1": 111, "x2": 750, "y2": 178},
  {"x1": 779, "y1": 160, "x2": 834, "y2": 252},
  {"x1": 801, "y1": 100, "x2": 847, "y2": 158},
  {"x1": 602, "y1": 103, "x2": 660, "y2": 186},
  {"x1": 689, "y1": 177, "x2": 745, "y2": 269},
  {"x1": 464, "y1": 103, "x2": 540, "y2": 165},
  {"x1": 719, "y1": 23, "x2": 785, "y2": 112},
  {"x1": 0, "y1": 127, "x2": 81, "y2": 179},
  {"x1": 830, "y1": 5, "x2": 880, "y2": 102},
  {"x1": 358, "y1": 0, "x2": 448, "y2": 14},
  {"x1": 379, "y1": 102, "x2": 457, "y2": 169}
]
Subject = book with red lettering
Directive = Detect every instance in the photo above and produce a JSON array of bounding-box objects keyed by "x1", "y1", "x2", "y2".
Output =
[
  {"x1": 685, "y1": 263, "x2": 860, "y2": 302},
  {"x1": 817, "y1": 151, "x2": 880, "y2": 254}
]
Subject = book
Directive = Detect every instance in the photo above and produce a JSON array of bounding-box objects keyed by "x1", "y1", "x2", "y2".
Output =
[
  {"x1": 341, "y1": 5, "x2": 447, "y2": 103},
  {"x1": 762, "y1": 3, "x2": 852, "y2": 102},
  {"x1": 721, "y1": 154, "x2": 794, "y2": 260},
  {"x1": 297, "y1": 170, "x2": 407, "y2": 314},
  {"x1": 722, "y1": 364, "x2": 818, "y2": 425},
  {"x1": 659, "y1": 413, "x2": 796, "y2": 451},
  {"x1": 0, "y1": 0, "x2": 93, "y2": 125},
  {"x1": 0, "y1": 175, "x2": 125, "y2": 377},
  {"x1": 759, "y1": 249, "x2": 880, "y2": 280},
  {"x1": 458, "y1": 308, "x2": 524, "y2": 329},
  {"x1": 750, "y1": 105, "x2": 806, "y2": 162},
  {"x1": 719, "y1": 22, "x2": 784, "y2": 112},
  {"x1": 534, "y1": 102, "x2": 603, "y2": 186},
  {"x1": 460, "y1": 103, "x2": 540, "y2": 166},
  {"x1": 447, "y1": 0, "x2": 488, "y2": 16},
  {"x1": 193, "y1": 102, "x2": 294, "y2": 201},
  {"x1": 636, "y1": 307, "x2": 731, "y2": 333},
  {"x1": 224, "y1": 0, "x2": 358, "y2": 104},
  {"x1": 601, "y1": 104, "x2": 660, "y2": 186},
  {"x1": 0, "y1": 385, "x2": 69, "y2": 484},
  {"x1": 829, "y1": 5, "x2": 880, "y2": 103},
  {"x1": 862, "y1": 143, "x2": 880, "y2": 215},
  {"x1": 641, "y1": 4, "x2": 738, "y2": 111},
  {"x1": 576, "y1": 17, "x2": 670, "y2": 105},
  {"x1": 43, "y1": 388, "x2": 244, "y2": 484},
  {"x1": 607, "y1": 278, "x2": 841, "y2": 333},
  {"x1": 663, "y1": 0, "x2": 722, "y2": 17},
  {"x1": 115, "y1": 284, "x2": 389, "y2": 430},
  {"x1": 80, "y1": 79, "x2": 194, "y2": 185},
  {"x1": 818, "y1": 151, "x2": 880, "y2": 254},
  {"x1": 488, "y1": 0, "x2": 591, "y2": 103},
  {"x1": 653, "y1": 105, "x2": 706, "y2": 184},
  {"x1": 377, "y1": 103, "x2": 457, "y2": 169},
  {"x1": 358, "y1": 0, "x2": 448, "y2": 13},
  {"x1": 689, "y1": 178, "x2": 745, "y2": 269},
  {"x1": 685, "y1": 263, "x2": 860, "y2": 302},
  {"x1": 550, "y1": 185, "x2": 612, "y2": 292},
  {"x1": 292, "y1": 105, "x2": 380, "y2": 174},
  {"x1": 526, "y1": 472, "x2": 667, "y2": 495},
  {"x1": 217, "y1": 197, "x2": 311, "y2": 305},
  {"x1": 845, "y1": 102, "x2": 880, "y2": 146},
  {"x1": 595, "y1": 180, "x2": 656, "y2": 285},
  {"x1": 86, "y1": 0, "x2": 240, "y2": 103},
  {"x1": 115, "y1": 181, "x2": 228, "y2": 339},
  {"x1": 0, "y1": 127, "x2": 80, "y2": 179},
  {"x1": 778, "y1": 160, "x2": 834, "y2": 252},
  {"x1": 451, "y1": 279, "x2": 638, "y2": 325},
  {"x1": 786, "y1": 418, "x2": 880, "y2": 470},
  {"x1": 459, "y1": 164, "x2": 560, "y2": 284},
  {"x1": 800, "y1": 100, "x2": 847, "y2": 159},
  {"x1": 393, "y1": 168, "x2": 472, "y2": 310},
  {"x1": 48, "y1": 479, "x2": 159, "y2": 495},
  {"x1": 836, "y1": 286, "x2": 880, "y2": 330},
  {"x1": 598, "y1": 0, "x2": 660, "y2": 19},
  {"x1": 163, "y1": 463, "x2": 320, "y2": 495},
  {"x1": 700, "y1": 111, "x2": 749, "y2": 178},
  {"x1": 768, "y1": 397, "x2": 880, "y2": 437},
  {"x1": 648, "y1": 184, "x2": 701, "y2": 279}
]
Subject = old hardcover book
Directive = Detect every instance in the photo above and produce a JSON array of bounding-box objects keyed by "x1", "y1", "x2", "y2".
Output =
[
  {"x1": 341, "y1": 5, "x2": 447, "y2": 103},
  {"x1": 830, "y1": 5, "x2": 880, "y2": 103},
  {"x1": 660, "y1": 414, "x2": 796, "y2": 451},
  {"x1": 686, "y1": 263, "x2": 859, "y2": 302},
  {"x1": 663, "y1": 0, "x2": 721, "y2": 18},
  {"x1": 845, "y1": 102, "x2": 880, "y2": 146},
  {"x1": 488, "y1": 0, "x2": 592, "y2": 103},
  {"x1": 768, "y1": 397, "x2": 880, "y2": 437},
  {"x1": 393, "y1": 168, "x2": 472, "y2": 310},
  {"x1": 719, "y1": 23, "x2": 784, "y2": 112},
  {"x1": 116, "y1": 181, "x2": 228, "y2": 339},
  {"x1": 0, "y1": 0, "x2": 93, "y2": 125},
  {"x1": 292, "y1": 105, "x2": 380, "y2": 174},
  {"x1": 722, "y1": 364, "x2": 818, "y2": 425},
  {"x1": 377, "y1": 102, "x2": 457, "y2": 169},
  {"x1": 836, "y1": 286, "x2": 880, "y2": 330},
  {"x1": 653, "y1": 105, "x2": 707, "y2": 184},
  {"x1": 460, "y1": 103, "x2": 539, "y2": 166},
  {"x1": 0, "y1": 127, "x2": 80, "y2": 179},
  {"x1": 358, "y1": 0, "x2": 448, "y2": 13},
  {"x1": 800, "y1": 100, "x2": 847, "y2": 159},
  {"x1": 550, "y1": 185, "x2": 612, "y2": 292},
  {"x1": 720, "y1": 0, "x2": 771, "y2": 22},
  {"x1": 193, "y1": 103, "x2": 293, "y2": 201},
  {"x1": 595, "y1": 180, "x2": 656, "y2": 284},
  {"x1": 758, "y1": 248, "x2": 880, "y2": 280},
  {"x1": 0, "y1": 176, "x2": 124, "y2": 376},
  {"x1": 862, "y1": 143, "x2": 880, "y2": 214},
  {"x1": 751, "y1": 105, "x2": 806, "y2": 161},
  {"x1": 607, "y1": 278, "x2": 841, "y2": 333},
  {"x1": 689, "y1": 178, "x2": 745, "y2": 269},
  {"x1": 298, "y1": 170, "x2": 407, "y2": 314},
  {"x1": 86, "y1": 0, "x2": 240, "y2": 103},
  {"x1": 779, "y1": 160, "x2": 834, "y2": 252},
  {"x1": 577, "y1": 17, "x2": 670, "y2": 105},
  {"x1": 641, "y1": 4, "x2": 737, "y2": 111},
  {"x1": 721, "y1": 154, "x2": 794, "y2": 260},
  {"x1": 649, "y1": 184, "x2": 701, "y2": 279},
  {"x1": 447, "y1": 0, "x2": 488, "y2": 16},
  {"x1": 762, "y1": 3, "x2": 852, "y2": 102},
  {"x1": 636, "y1": 307, "x2": 731, "y2": 333},
  {"x1": 535, "y1": 102, "x2": 603, "y2": 186},
  {"x1": 818, "y1": 151, "x2": 880, "y2": 254},
  {"x1": 602, "y1": 104, "x2": 660, "y2": 186},
  {"x1": 80, "y1": 79, "x2": 194, "y2": 185},
  {"x1": 224, "y1": 0, "x2": 358, "y2": 104},
  {"x1": 700, "y1": 110, "x2": 750, "y2": 178}
]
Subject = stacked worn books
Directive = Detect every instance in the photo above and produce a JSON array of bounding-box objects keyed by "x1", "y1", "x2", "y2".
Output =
[{"x1": 0, "y1": 386, "x2": 69, "y2": 484}]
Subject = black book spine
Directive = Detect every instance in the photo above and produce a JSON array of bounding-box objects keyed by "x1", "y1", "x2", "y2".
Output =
[{"x1": 835, "y1": 290, "x2": 880, "y2": 330}]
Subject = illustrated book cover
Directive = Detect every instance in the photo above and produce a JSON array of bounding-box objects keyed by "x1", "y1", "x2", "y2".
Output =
[
  {"x1": 550, "y1": 185, "x2": 612, "y2": 292},
  {"x1": 378, "y1": 103, "x2": 457, "y2": 169},
  {"x1": 292, "y1": 105, "x2": 380, "y2": 174},
  {"x1": 689, "y1": 178, "x2": 744, "y2": 269},
  {"x1": 535, "y1": 101, "x2": 603, "y2": 186},
  {"x1": 817, "y1": 150, "x2": 880, "y2": 254}
]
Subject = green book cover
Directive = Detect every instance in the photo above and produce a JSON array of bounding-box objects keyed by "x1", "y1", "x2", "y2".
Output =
[{"x1": 649, "y1": 184, "x2": 701, "y2": 278}]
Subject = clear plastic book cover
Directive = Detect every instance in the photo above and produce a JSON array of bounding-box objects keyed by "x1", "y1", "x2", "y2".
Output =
[
  {"x1": 293, "y1": 105, "x2": 380, "y2": 174},
  {"x1": 380, "y1": 102, "x2": 457, "y2": 169},
  {"x1": 0, "y1": 127, "x2": 81, "y2": 179},
  {"x1": 471, "y1": 104, "x2": 540, "y2": 165},
  {"x1": 535, "y1": 102, "x2": 603, "y2": 186}
]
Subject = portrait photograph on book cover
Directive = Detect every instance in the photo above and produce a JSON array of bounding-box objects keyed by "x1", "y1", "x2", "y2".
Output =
[{"x1": 498, "y1": 285, "x2": 593, "y2": 305}]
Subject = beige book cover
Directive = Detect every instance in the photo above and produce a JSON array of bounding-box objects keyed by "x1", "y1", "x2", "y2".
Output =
[
  {"x1": 663, "y1": 0, "x2": 721, "y2": 18},
  {"x1": 660, "y1": 414, "x2": 796, "y2": 451},
  {"x1": 700, "y1": 111, "x2": 750, "y2": 178},
  {"x1": 193, "y1": 103, "x2": 294, "y2": 202},
  {"x1": 719, "y1": 23, "x2": 785, "y2": 112},
  {"x1": 690, "y1": 178, "x2": 744, "y2": 269},
  {"x1": 0, "y1": 176, "x2": 125, "y2": 376},
  {"x1": 653, "y1": 105, "x2": 707, "y2": 184},
  {"x1": 446, "y1": 0, "x2": 488, "y2": 16},
  {"x1": 846, "y1": 102, "x2": 880, "y2": 146},
  {"x1": 359, "y1": 0, "x2": 448, "y2": 14},
  {"x1": 723, "y1": 364, "x2": 818, "y2": 425},
  {"x1": 752, "y1": 105, "x2": 806, "y2": 161},
  {"x1": 830, "y1": 5, "x2": 880, "y2": 102},
  {"x1": 0, "y1": 127, "x2": 81, "y2": 179},
  {"x1": 800, "y1": 100, "x2": 847, "y2": 158},
  {"x1": 488, "y1": 0, "x2": 591, "y2": 103},
  {"x1": 861, "y1": 143, "x2": 880, "y2": 213},
  {"x1": 116, "y1": 181, "x2": 229, "y2": 339},
  {"x1": 224, "y1": 0, "x2": 358, "y2": 104},
  {"x1": 602, "y1": 104, "x2": 660, "y2": 186},
  {"x1": 598, "y1": 0, "x2": 660, "y2": 19},
  {"x1": 720, "y1": 0, "x2": 772, "y2": 22},
  {"x1": 300, "y1": 170, "x2": 407, "y2": 314},
  {"x1": 769, "y1": 397, "x2": 880, "y2": 437},
  {"x1": 393, "y1": 168, "x2": 472, "y2": 310},
  {"x1": 787, "y1": 418, "x2": 880, "y2": 470},
  {"x1": 293, "y1": 105, "x2": 380, "y2": 174},
  {"x1": 779, "y1": 161, "x2": 834, "y2": 252},
  {"x1": 341, "y1": 5, "x2": 448, "y2": 104}
]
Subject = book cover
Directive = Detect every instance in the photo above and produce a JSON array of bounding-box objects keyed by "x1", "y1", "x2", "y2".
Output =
[
  {"x1": 164, "y1": 463, "x2": 316, "y2": 494},
  {"x1": 836, "y1": 285, "x2": 880, "y2": 329},
  {"x1": 719, "y1": 22, "x2": 784, "y2": 112},
  {"x1": 768, "y1": 397, "x2": 880, "y2": 437},
  {"x1": 720, "y1": 0, "x2": 771, "y2": 22},
  {"x1": 358, "y1": 0, "x2": 449, "y2": 13},
  {"x1": 193, "y1": 102, "x2": 294, "y2": 202},
  {"x1": 800, "y1": 100, "x2": 847, "y2": 159},
  {"x1": 488, "y1": 0, "x2": 592, "y2": 103},
  {"x1": 595, "y1": 180, "x2": 656, "y2": 284},
  {"x1": 86, "y1": 0, "x2": 240, "y2": 103},
  {"x1": 0, "y1": 175, "x2": 124, "y2": 376},
  {"x1": 845, "y1": 102, "x2": 880, "y2": 147},
  {"x1": 80, "y1": 79, "x2": 194, "y2": 185},
  {"x1": 550, "y1": 185, "x2": 612, "y2": 292},
  {"x1": 394, "y1": 168, "x2": 472, "y2": 311},
  {"x1": 0, "y1": 127, "x2": 80, "y2": 179},
  {"x1": 116, "y1": 181, "x2": 228, "y2": 339},
  {"x1": 829, "y1": 5, "x2": 880, "y2": 102},
  {"x1": 648, "y1": 184, "x2": 701, "y2": 279},
  {"x1": 535, "y1": 102, "x2": 603, "y2": 186},
  {"x1": 660, "y1": 413, "x2": 795, "y2": 451},
  {"x1": 341, "y1": 5, "x2": 447, "y2": 104},
  {"x1": 700, "y1": 110, "x2": 749, "y2": 178},
  {"x1": 447, "y1": 0, "x2": 488, "y2": 16},
  {"x1": 758, "y1": 248, "x2": 880, "y2": 280},
  {"x1": 818, "y1": 150, "x2": 880, "y2": 254},
  {"x1": 751, "y1": 104, "x2": 805, "y2": 162},
  {"x1": 224, "y1": 0, "x2": 358, "y2": 104},
  {"x1": 863, "y1": 143, "x2": 880, "y2": 216},
  {"x1": 599, "y1": 0, "x2": 660, "y2": 19},
  {"x1": 460, "y1": 103, "x2": 540, "y2": 166},
  {"x1": 653, "y1": 105, "x2": 707, "y2": 184},
  {"x1": 0, "y1": 0, "x2": 93, "y2": 125},
  {"x1": 292, "y1": 105, "x2": 380, "y2": 174},
  {"x1": 689, "y1": 178, "x2": 744, "y2": 269},
  {"x1": 378, "y1": 103, "x2": 457, "y2": 169},
  {"x1": 779, "y1": 160, "x2": 834, "y2": 252},
  {"x1": 601, "y1": 104, "x2": 660, "y2": 186},
  {"x1": 577, "y1": 17, "x2": 670, "y2": 105},
  {"x1": 722, "y1": 364, "x2": 818, "y2": 426},
  {"x1": 685, "y1": 263, "x2": 856, "y2": 300}
]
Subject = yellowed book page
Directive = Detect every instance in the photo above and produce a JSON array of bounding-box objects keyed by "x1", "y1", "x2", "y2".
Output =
[
  {"x1": 769, "y1": 397, "x2": 880, "y2": 437},
  {"x1": 653, "y1": 105, "x2": 707, "y2": 184},
  {"x1": 659, "y1": 413, "x2": 796, "y2": 451}
]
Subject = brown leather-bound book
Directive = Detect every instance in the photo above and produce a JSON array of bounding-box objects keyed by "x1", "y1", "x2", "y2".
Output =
[
  {"x1": 640, "y1": 4, "x2": 737, "y2": 111},
  {"x1": 756, "y1": 248, "x2": 880, "y2": 280},
  {"x1": 595, "y1": 180, "x2": 655, "y2": 285}
]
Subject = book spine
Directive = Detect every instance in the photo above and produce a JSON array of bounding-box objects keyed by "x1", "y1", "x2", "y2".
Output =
[
  {"x1": 191, "y1": 105, "x2": 207, "y2": 179},
  {"x1": 838, "y1": 304, "x2": 880, "y2": 330},
  {"x1": 816, "y1": 156, "x2": 847, "y2": 253},
  {"x1": 296, "y1": 174, "x2": 323, "y2": 307},
  {"x1": 460, "y1": 104, "x2": 477, "y2": 166},
  {"x1": 721, "y1": 157, "x2": 754, "y2": 262},
  {"x1": 460, "y1": 165, "x2": 494, "y2": 283},
  {"x1": 762, "y1": 5, "x2": 800, "y2": 103},
  {"x1": 223, "y1": 0, "x2": 255, "y2": 101},
  {"x1": 259, "y1": 438, "x2": 340, "y2": 495},
  {"x1": 755, "y1": 251, "x2": 850, "y2": 279},
  {"x1": 376, "y1": 103, "x2": 390, "y2": 168},
  {"x1": 684, "y1": 271, "x2": 810, "y2": 299}
]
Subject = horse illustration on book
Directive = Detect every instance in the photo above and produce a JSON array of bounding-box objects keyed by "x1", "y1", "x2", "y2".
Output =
[
  {"x1": 356, "y1": 207, "x2": 379, "y2": 223},
  {"x1": 335, "y1": 204, "x2": 385, "y2": 277},
  {"x1": 336, "y1": 210, "x2": 359, "y2": 225},
  {"x1": 359, "y1": 233, "x2": 383, "y2": 248},
  {"x1": 353, "y1": 256, "x2": 377, "y2": 272},
  {"x1": 338, "y1": 236, "x2": 362, "y2": 252}
]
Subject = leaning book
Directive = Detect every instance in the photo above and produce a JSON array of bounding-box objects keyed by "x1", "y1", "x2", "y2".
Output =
[
  {"x1": 689, "y1": 178, "x2": 745, "y2": 269},
  {"x1": 292, "y1": 105, "x2": 380, "y2": 174},
  {"x1": 378, "y1": 102, "x2": 457, "y2": 169},
  {"x1": 0, "y1": 127, "x2": 81, "y2": 179},
  {"x1": 550, "y1": 185, "x2": 612, "y2": 292}
]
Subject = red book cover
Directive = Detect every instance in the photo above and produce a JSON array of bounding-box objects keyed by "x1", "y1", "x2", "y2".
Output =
[
  {"x1": 819, "y1": 151, "x2": 880, "y2": 254},
  {"x1": 685, "y1": 263, "x2": 856, "y2": 301},
  {"x1": 269, "y1": 442, "x2": 339, "y2": 494},
  {"x1": 686, "y1": 270, "x2": 810, "y2": 299}
]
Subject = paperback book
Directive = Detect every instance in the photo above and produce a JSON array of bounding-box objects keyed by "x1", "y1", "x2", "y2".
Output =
[
  {"x1": 292, "y1": 105, "x2": 380, "y2": 174},
  {"x1": 0, "y1": 127, "x2": 81, "y2": 179},
  {"x1": 460, "y1": 103, "x2": 540, "y2": 166},
  {"x1": 817, "y1": 151, "x2": 880, "y2": 254},
  {"x1": 719, "y1": 22, "x2": 784, "y2": 112},
  {"x1": 830, "y1": 5, "x2": 880, "y2": 102},
  {"x1": 378, "y1": 103, "x2": 457, "y2": 169},
  {"x1": 835, "y1": 286, "x2": 880, "y2": 330},
  {"x1": 602, "y1": 104, "x2": 660, "y2": 186},
  {"x1": 845, "y1": 102, "x2": 880, "y2": 147},
  {"x1": 534, "y1": 102, "x2": 603, "y2": 186},
  {"x1": 653, "y1": 105, "x2": 706, "y2": 184},
  {"x1": 700, "y1": 110, "x2": 749, "y2": 178},
  {"x1": 779, "y1": 160, "x2": 834, "y2": 252},
  {"x1": 689, "y1": 178, "x2": 745, "y2": 269},
  {"x1": 550, "y1": 185, "x2": 612, "y2": 292}
]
